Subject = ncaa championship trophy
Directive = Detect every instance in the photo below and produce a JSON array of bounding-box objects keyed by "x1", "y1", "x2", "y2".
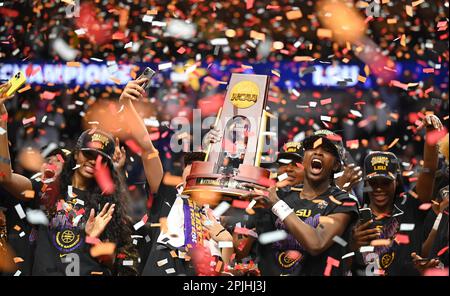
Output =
[{"x1": 183, "y1": 73, "x2": 274, "y2": 200}]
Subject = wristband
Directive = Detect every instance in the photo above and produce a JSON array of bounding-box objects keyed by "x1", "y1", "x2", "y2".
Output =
[
  {"x1": 271, "y1": 200, "x2": 294, "y2": 221},
  {"x1": 432, "y1": 213, "x2": 443, "y2": 231}
]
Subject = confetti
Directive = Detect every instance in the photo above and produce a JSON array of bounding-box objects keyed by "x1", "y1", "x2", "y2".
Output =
[
  {"x1": 394, "y1": 234, "x2": 410, "y2": 245},
  {"x1": 14, "y1": 204, "x2": 26, "y2": 219},
  {"x1": 370, "y1": 239, "x2": 391, "y2": 247},
  {"x1": 212, "y1": 201, "x2": 230, "y2": 218},
  {"x1": 313, "y1": 138, "x2": 323, "y2": 149},
  {"x1": 258, "y1": 230, "x2": 287, "y2": 245},
  {"x1": 218, "y1": 241, "x2": 233, "y2": 248},
  {"x1": 332, "y1": 236, "x2": 348, "y2": 247},
  {"x1": 399, "y1": 223, "x2": 415, "y2": 231},
  {"x1": 25, "y1": 209, "x2": 48, "y2": 225},
  {"x1": 286, "y1": 10, "x2": 302, "y2": 20}
]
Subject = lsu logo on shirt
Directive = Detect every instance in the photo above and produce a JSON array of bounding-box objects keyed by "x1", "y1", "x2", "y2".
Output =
[{"x1": 295, "y1": 209, "x2": 312, "y2": 218}]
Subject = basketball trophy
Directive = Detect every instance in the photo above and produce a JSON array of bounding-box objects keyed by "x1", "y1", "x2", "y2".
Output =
[{"x1": 183, "y1": 73, "x2": 274, "y2": 200}]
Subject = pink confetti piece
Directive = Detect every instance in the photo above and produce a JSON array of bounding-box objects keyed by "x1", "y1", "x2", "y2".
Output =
[
  {"x1": 418, "y1": 203, "x2": 432, "y2": 211},
  {"x1": 320, "y1": 98, "x2": 332, "y2": 105},
  {"x1": 41, "y1": 91, "x2": 57, "y2": 100},
  {"x1": 22, "y1": 116, "x2": 36, "y2": 125},
  {"x1": 324, "y1": 256, "x2": 340, "y2": 276},
  {"x1": 94, "y1": 155, "x2": 115, "y2": 195},
  {"x1": 437, "y1": 246, "x2": 449, "y2": 257},
  {"x1": 394, "y1": 234, "x2": 410, "y2": 245},
  {"x1": 231, "y1": 200, "x2": 250, "y2": 209},
  {"x1": 125, "y1": 139, "x2": 142, "y2": 155},
  {"x1": 426, "y1": 128, "x2": 448, "y2": 146}
]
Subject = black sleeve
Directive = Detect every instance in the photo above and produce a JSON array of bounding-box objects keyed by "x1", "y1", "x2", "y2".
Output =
[
  {"x1": 148, "y1": 182, "x2": 177, "y2": 223},
  {"x1": 326, "y1": 188, "x2": 360, "y2": 223},
  {"x1": 30, "y1": 179, "x2": 44, "y2": 209}
]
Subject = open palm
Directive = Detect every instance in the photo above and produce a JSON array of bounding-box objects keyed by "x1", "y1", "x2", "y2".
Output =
[{"x1": 85, "y1": 203, "x2": 115, "y2": 239}]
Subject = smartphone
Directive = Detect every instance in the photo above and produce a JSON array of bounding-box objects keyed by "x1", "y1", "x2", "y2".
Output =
[
  {"x1": 359, "y1": 208, "x2": 373, "y2": 224},
  {"x1": 6, "y1": 71, "x2": 26, "y2": 97},
  {"x1": 138, "y1": 67, "x2": 156, "y2": 90}
]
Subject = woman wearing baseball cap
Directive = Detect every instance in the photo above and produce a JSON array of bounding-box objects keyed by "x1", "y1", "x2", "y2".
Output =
[
  {"x1": 350, "y1": 114, "x2": 445, "y2": 276},
  {"x1": 0, "y1": 83, "x2": 139, "y2": 275},
  {"x1": 245, "y1": 133, "x2": 359, "y2": 276}
]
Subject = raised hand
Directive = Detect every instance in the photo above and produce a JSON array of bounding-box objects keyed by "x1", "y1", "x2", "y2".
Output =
[
  {"x1": 112, "y1": 137, "x2": 126, "y2": 170},
  {"x1": 350, "y1": 220, "x2": 382, "y2": 251},
  {"x1": 202, "y1": 126, "x2": 222, "y2": 150},
  {"x1": 335, "y1": 164, "x2": 363, "y2": 192},
  {"x1": 119, "y1": 78, "x2": 148, "y2": 103},
  {"x1": 418, "y1": 114, "x2": 444, "y2": 131},
  {"x1": 85, "y1": 203, "x2": 115, "y2": 239}
]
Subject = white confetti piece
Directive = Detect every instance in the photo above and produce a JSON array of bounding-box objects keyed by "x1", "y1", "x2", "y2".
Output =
[
  {"x1": 72, "y1": 214, "x2": 83, "y2": 227},
  {"x1": 15, "y1": 204, "x2": 26, "y2": 219},
  {"x1": 332, "y1": 235, "x2": 348, "y2": 247},
  {"x1": 157, "y1": 258, "x2": 168, "y2": 267},
  {"x1": 258, "y1": 230, "x2": 288, "y2": 245},
  {"x1": 400, "y1": 223, "x2": 415, "y2": 231},
  {"x1": 19, "y1": 231, "x2": 25, "y2": 238},
  {"x1": 158, "y1": 62, "x2": 172, "y2": 70},
  {"x1": 124, "y1": 42, "x2": 133, "y2": 49},
  {"x1": 320, "y1": 116, "x2": 331, "y2": 122},
  {"x1": 309, "y1": 101, "x2": 317, "y2": 107},
  {"x1": 277, "y1": 172, "x2": 289, "y2": 182},
  {"x1": 142, "y1": 15, "x2": 153, "y2": 23},
  {"x1": 341, "y1": 252, "x2": 355, "y2": 259},
  {"x1": 122, "y1": 260, "x2": 134, "y2": 266},
  {"x1": 13, "y1": 270, "x2": 21, "y2": 276},
  {"x1": 218, "y1": 241, "x2": 233, "y2": 248},
  {"x1": 133, "y1": 220, "x2": 145, "y2": 231},
  {"x1": 210, "y1": 38, "x2": 229, "y2": 46},
  {"x1": 246, "y1": 199, "x2": 257, "y2": 210},
  {"x1": 72, "y1": 164, "x2": 81, "y2": 170},
  {"x1": 74, "y1": 28, "x2": 86, "y2": 36},
  {"x1": 350, "y1": 109, "x2": 363, "y2": 117},
  {"x1": 152, "y1": 21, "x2": 167, "y2": 27},
  {"x1": 278, "y1": 158, "x2": 292, "y2": 164},
  {"x1": 0, "y1": 127, "x2": 6, "y2": 135},
  {"x1": 145, "y1": 235, "x2": 151, "y2": 243},
  {"x1": 25, "y1": 209, "x2": 48, "y2": 225},
  {"x1": 213, "y1": 201, "x2": 231, "y2": 218},
  {"x1": 359, "y1": 246, "x2": 375, "y2": 253},
  {"x1": 165, "y1": 268, "x2": 176, "y2": 274},
  {"x1": 90, "y1": 58, "x2": 103, "y2": 62}
]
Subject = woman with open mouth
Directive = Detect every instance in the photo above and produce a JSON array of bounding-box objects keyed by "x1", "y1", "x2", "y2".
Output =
[{"x1": 246, "y1": 133, "x2": 359, "y2": 276}]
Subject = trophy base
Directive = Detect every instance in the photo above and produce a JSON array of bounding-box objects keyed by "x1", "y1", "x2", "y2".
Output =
[{"x1": 183, "y1": 161, "x2": 272, "y2": 200}]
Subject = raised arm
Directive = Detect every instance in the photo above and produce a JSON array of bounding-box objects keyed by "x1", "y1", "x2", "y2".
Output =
[
  {"x1": 416, "y1": 114, "x2": 444, "y2": 203},
  {"x1": 119, "y1": 78, "x2": 163, "y2": 193},
  {"x1": 0, "y1": 83, "x2": 33, "y2": 200},
  {"x1": 259, "y1": 187, "x2": 352, "y2": 256}
]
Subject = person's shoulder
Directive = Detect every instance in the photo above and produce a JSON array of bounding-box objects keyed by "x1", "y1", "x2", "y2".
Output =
[{"x1": 329, "y1": 186, "x2": 358, "y2": 203}]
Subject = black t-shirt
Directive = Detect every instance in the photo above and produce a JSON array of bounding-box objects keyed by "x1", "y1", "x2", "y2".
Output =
[
  {"x1": 430, "y1": 210, "x2": 449, "y2": 267},
  {"x1": 30, "y1": 180, "x2": 112, "y2": 276},
  {"x1": 0, "y1": 186, "x2": 36, "y2": 276},
  {"x1": 353, "y1": 194, "x2": 428, "y2": 276},
  {"x1": 421, "y1": 171, "x2": 448, "y2": 241},
  {"x1": 254, "y1": 186, "x2": 359, "y2": 276},
  {"x1": 136, "y1": 182, "x2": 178, "y2": 275}
]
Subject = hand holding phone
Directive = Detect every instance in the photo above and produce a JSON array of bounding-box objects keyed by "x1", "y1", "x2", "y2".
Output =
[
  {"x1": 138, "y1": 67, "x2": 156, "y2": 90},
  {"x1": 5, "y1": 71, "x2": 26, "y2": 97},
  {"x1": 359, "y1": 208, "x2": 373, "y2": 224}
]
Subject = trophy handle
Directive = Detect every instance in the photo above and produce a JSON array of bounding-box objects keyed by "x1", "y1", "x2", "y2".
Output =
[
  {"x1": 204, "y1": 107, "x2": 222, "y2": 162},
  {"x1": 254, "y1": 110, "x2": 277, "y2": 167}
]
